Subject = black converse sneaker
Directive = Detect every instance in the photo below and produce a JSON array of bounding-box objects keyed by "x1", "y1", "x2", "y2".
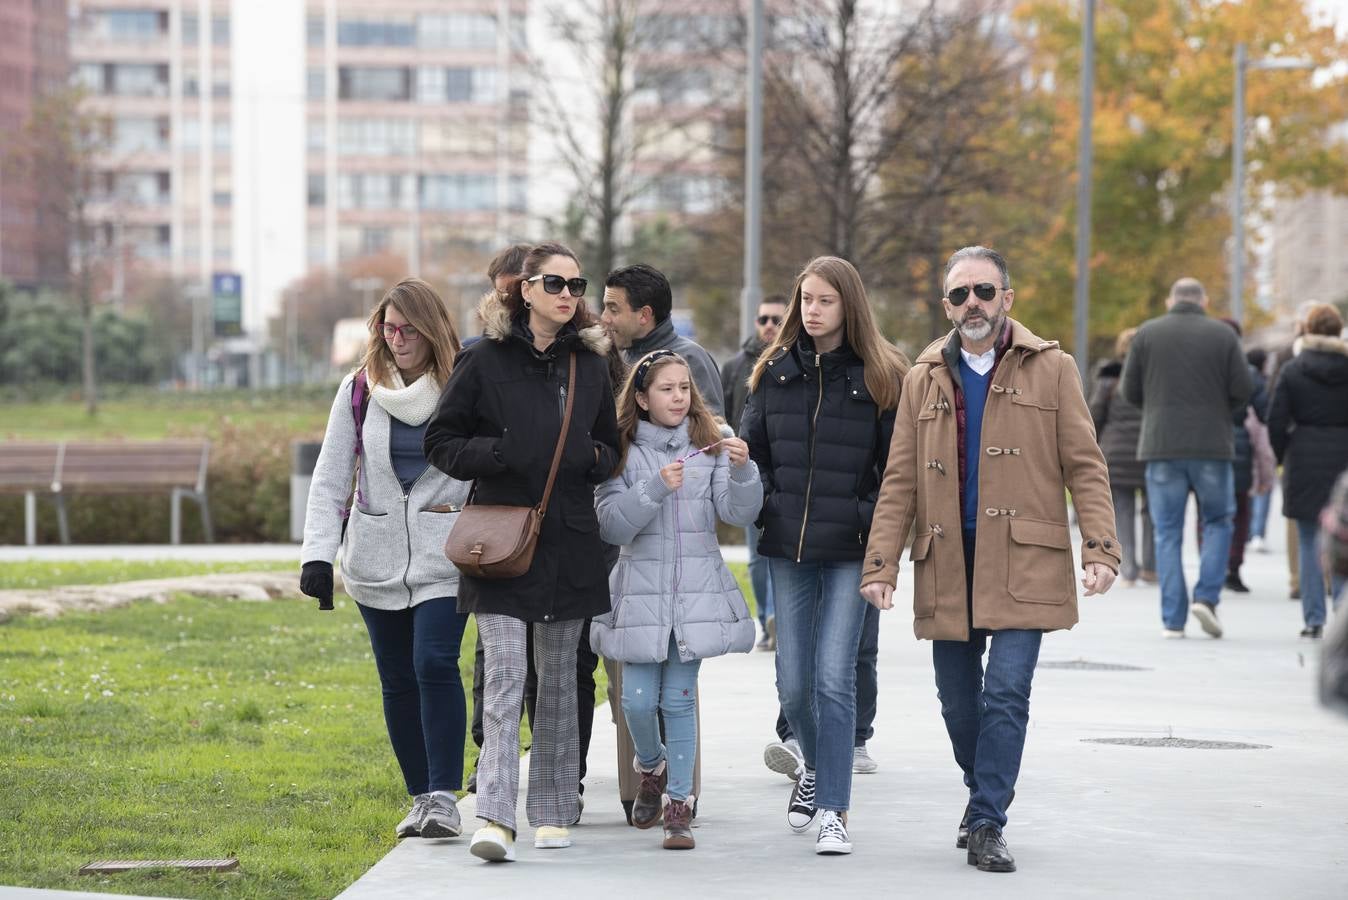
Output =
[
  {"x1": 787, "y1": 768, "x2": 817, "y2": 832},
  {"x1": 815, "y1": 809, "x2": 852, "y2": 855}
]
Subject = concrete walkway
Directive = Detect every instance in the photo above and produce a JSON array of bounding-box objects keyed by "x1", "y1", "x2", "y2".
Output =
[{"x1": 336, "y1": 508, "x2": 1347, "y2": 899}]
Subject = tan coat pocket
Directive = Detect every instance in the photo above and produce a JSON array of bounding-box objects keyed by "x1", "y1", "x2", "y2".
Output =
[
  {"x1": 1007, "y1": 518, "x2": 1072, "y2": 604},
  {"x1": 910, "y1": 531, "x2": 936, "y2": 617}
]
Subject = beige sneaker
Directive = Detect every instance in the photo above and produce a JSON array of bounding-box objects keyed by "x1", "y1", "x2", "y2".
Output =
[
  {"x1": 469, "y1": 822, "x2": 516, "y2": 862},
  {"x1": 534, "y1": 825, "x2": 572, "y2": 849}
]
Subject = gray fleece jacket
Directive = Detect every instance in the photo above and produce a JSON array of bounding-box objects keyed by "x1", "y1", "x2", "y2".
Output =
[
  {"x1": 590, "y1": 421, "x2": 762, "y2": 663},
  {"x1": 301, "y1": 371, "x2": 472, "y2": 610}
]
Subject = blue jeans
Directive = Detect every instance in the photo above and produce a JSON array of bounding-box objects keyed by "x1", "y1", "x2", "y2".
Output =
[
  {"x1": 359, "y1": 598, "x2": 469, "y2": 795},
  {"x1": 1296, "y1": 518, "x2": 1346, "y2": 628},
  {"x1": 769, "y1": 557, "x2": 867, "y2": 812},
  {"x1": 747, "y1": 526, "x2": 774, "y2": 625},
  {"x1": 621, "y1": 634, "x2": 701, "y2": 801},
  {"x1": 776, "y1": 600, "x2": 879, "y2": 746},
  {"x1": 1145, "y1": 459, "x2": 1235, "y2": 630},
  {"x1": 1250, "y1": 491, "x2": 1271, "y2": 541}
]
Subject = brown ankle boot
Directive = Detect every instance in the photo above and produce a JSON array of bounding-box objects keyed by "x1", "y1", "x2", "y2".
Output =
[
  {"x1": 631, "y1": 757, "x2": 667, "y2": 829},
  {"x1": 663, "y1": 797, "x2": 695, "y2": 850}
]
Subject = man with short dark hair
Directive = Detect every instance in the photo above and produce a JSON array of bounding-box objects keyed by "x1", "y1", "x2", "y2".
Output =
[
  {"x1": 601, "y1": 264, "x2": 723, "y2": 416},
  {"x1": 1121, "y1": 277, "x2": 1252, "y2": 639}
]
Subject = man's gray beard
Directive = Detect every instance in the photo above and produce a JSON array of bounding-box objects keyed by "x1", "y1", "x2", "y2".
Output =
[{"x1": 958, "y1": 312, "x2": 998, "y2": 342}]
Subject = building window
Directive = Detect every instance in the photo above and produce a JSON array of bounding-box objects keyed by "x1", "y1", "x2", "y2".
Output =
[
  {"x1": 362, "y1": 227, "x2": 390, "y2": 254},
  {"x1": 182, "y1": 13, "x2": 198, "y2": 43},
  {"x1": 420, "y1": 174, "x2": 495, "y2": 211},
  {"x1": 306, "y1": 119, "x2": 326, "y2": 153},
  {"x1": 94, "y1": 10, "x2": 165, "y2": 40},
  {"x1": 211, "y1": 15, "x2": 230, "y2": 46},
  {"x1": 337, "y1": 118, "x2": 416, "y2": 156},
  {"x1": 417, "y1": 67, "x2": 497, "y2": 104},
  {"x1": 74, "y1": 63, "x2": 104, "y2": 93},
  {"x1": 307, "y1": 174, "x2": 326, "y2": 207},
  {"x1": 307, "y1": 67, "x2": 325, "y2": 102},
  {"x1": 338, "y1": 17, "x2": 415, "y2": 47},
  {"x1": 418, "y1": 13, "x2": 496, "y2": 49},
  {"x1": 111, "y1": 64, "x2": 169, "y2": 98},
  {"x1": 213, "y1": 119, "x2": 231, "y2": 152},
  {"x1": 212, "y1": 64, "x2": 230, "y2": 98},
  {"x1": 306, "y1": 14, "x2": 324, "y2": 47},
  {"x1": 339, "y1": 67, "x2": 411, "y2": 102}
]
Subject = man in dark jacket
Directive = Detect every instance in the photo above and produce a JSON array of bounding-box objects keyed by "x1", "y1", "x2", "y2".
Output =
[
  {"x1": 721, "y1": 294, "x2": 787, "y2": 651},
  {"x1": 1121, "y1": 277, "x2": 1252, "y2": 639},
  {"x1": 600, "y1": 264, "x2": 723, "y2": 416}
]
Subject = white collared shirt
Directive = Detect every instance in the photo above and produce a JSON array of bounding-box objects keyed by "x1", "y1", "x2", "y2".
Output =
[{"x1": 959, "y1": 345, "x2": 996, "y2": 376}]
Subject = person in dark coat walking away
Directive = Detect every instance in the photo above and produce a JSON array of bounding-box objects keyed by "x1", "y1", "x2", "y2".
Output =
[
  {"x1": 740, "y1": 255, "x2": 910, "y2": 855},
  {"x1": 722, "y1": 293, "x2": 787, "y2": 650},
  {"x1": 1088, "y1": 328, "x2": 1154, "y2": 587},
  {"x1": 1121, "y1": 277, "x2": 1252, "y2": 639},
  {"x1": 1267, "y1": 303, "x2": 1348, "y2": 639},
  {"x1": 600, "y1": 264, "x2": 724, "y2": 416},
  {"x1": 424, "y1": 242, "x2": 620, "y2": 862},
  {"x1": 300, "y1": 278, "x2": 472, "y2": 841}
]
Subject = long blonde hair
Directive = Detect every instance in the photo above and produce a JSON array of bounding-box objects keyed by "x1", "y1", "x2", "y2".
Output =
[
  {"x1": 360, "y1": 277, "x2": 461, "y2": 388},
  {"x1": 747, "y1": 256, "x2": 909, "y2": 411},
  {"x1": 614, "y1": 352, "x2": 722, "y2": 476}
]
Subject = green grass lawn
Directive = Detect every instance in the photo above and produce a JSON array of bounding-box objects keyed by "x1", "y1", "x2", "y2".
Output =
[
  {"x1": 0, "y1": 389, "x2": 331, "y2": 441},
  {"x1": 0, "y1": 560, "x2": 297, "y2": 591},
  {"x1": 0, "y1": 555, "x2": 692, "y2": 899}
]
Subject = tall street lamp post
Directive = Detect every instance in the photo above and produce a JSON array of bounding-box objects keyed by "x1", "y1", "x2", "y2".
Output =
[{"x1": 1230, "y1": 43, "x2": 1315, "y2": 327}]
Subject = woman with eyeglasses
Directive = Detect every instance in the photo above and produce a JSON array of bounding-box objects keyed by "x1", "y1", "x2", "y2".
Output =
[
  {"x1": 424, "y1": 241, "x2": 620, "y2": 862},
  {"x1": 739, "y1": 256, "x2": 910, "y2": 855},
  {"x1": 299, "y1": 278, "x2": 472, "y2": 842}
]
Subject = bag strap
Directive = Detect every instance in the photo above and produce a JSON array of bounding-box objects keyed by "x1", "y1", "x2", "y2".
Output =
[
  {"x1": 345, "y1": 370, "x2": 371, "y2": 518},
  {"x1": 537, "y1": 352, "x2": 577, "y2": 517}
]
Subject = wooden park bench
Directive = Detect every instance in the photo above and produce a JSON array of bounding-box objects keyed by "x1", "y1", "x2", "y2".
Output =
[{"x1": 0, "y1": 440, "x2": 213, "y2": 545}]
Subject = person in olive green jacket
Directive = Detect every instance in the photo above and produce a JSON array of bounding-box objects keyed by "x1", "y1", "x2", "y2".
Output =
[{"x1": 860, "y1": 246, "x2": 1119, "y2": 875}]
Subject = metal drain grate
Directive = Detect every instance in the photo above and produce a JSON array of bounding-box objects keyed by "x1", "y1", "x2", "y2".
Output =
[
  {"x1": 1082, "y1": 737, "x2": 1271, "y2": 750},
  {"x1": 1040, "y1": 659, "x2": 1149, "y2": 672}
]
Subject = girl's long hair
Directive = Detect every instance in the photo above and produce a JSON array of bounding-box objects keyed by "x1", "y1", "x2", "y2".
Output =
[
  {"x1": 360, "y1": 277, "x2": 461, "y2": 388},
  {"x1": 613, "y1": 353, "x2": 723, "y2": 476},
  {"x1": 496, "y1": 241, "x2": 602, "y2": 332},
  {"x1": 747, "y1": 256, "x2": 909, "y2": 411}
]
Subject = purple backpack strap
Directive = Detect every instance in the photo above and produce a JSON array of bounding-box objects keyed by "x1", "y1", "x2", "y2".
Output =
[{"x1": 343, "y1": 370, "x2": 371, "y2": 521}]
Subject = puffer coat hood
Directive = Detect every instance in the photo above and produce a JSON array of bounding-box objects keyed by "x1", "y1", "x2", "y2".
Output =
[{"x1": 590, "y1": 421, "x2": 762, "y2": 663}]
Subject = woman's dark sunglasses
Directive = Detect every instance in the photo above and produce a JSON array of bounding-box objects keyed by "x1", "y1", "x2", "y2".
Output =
[
  {"x1": 527, "y1": 274, "x2": 588, "y2": 297},
  {"x1": 946, "y1": 283, "x2": 1000, "y2": 306}
]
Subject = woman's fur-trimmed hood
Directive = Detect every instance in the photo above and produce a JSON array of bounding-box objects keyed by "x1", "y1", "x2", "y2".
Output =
[
  {"x1": 476, "y1": 289, "x2": 611, "y2": 355},
  {"x1": 1294, "y1": 333, "x2": 1348, "y2": 359}
]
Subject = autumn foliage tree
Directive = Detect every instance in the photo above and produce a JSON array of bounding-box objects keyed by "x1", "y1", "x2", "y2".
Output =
[{"x1": 1013, "y1": 0, "x2": 1348, "y2": 353}]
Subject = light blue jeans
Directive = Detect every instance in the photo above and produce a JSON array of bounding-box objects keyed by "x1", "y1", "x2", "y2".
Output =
[
  {"x1": 1145, "y1": 459, "x2": 1234, "y2": 631},
  {"x1": 769, "y1": 557, "x2": 867, "y2": 812},
  {"x1": 621, "y1": 634, "x2": 701, "y2": 802}
]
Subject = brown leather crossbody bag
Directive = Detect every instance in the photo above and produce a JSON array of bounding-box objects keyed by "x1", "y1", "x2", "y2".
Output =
[{"x1": 445, "y1": 352, "x2": 576, "y2": 579}]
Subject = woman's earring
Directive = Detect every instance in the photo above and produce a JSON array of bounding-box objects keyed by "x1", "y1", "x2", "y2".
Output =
[{"x1": 524, "y1": 299, "x2": 533, "y2": 309}]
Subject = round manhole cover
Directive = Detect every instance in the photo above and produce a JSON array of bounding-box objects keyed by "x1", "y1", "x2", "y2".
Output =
[
  {"x1": 1082, "y1": 737, "x2": 1271, "y2": 750},
  {"x1": 1040, "y1": 659, "x2": 1149, "y2": 672}
]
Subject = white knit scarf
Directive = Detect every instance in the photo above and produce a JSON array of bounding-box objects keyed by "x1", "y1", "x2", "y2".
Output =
[{"x1": 370, "y1": 369, "x2": 442, "y2": 426}]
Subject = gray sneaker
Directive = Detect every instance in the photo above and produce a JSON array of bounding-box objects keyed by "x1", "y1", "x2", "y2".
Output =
[
  {"x1": 396, "y1": 793, "x2": 431, "y2": 838},
  {"x1": 852, "y1": 743, "x2": 878, "y2": 774},
  {"x1": 763, "y1": 738, "x2": 803, "y2": 781},
  {"x1": 419, "y1": 791, "x2": 462, "y2": 838}
]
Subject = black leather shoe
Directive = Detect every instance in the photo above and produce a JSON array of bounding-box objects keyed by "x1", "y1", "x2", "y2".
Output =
[
  {"x1": 956, "y1": 789, "x2": 1014, "y2": 849},
  {"x1": 967, "y1": 824, "x2": 1016, "y2": 872}
]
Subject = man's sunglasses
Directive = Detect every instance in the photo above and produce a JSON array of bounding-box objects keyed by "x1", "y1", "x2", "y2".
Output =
[
  {"x1": 756, "y1": 314, "x2": 783, "y2": 326},
  {"x1": 946, "y1": 282, "x2": 1001, "y2": 306},
  {"x1": 527, "y1": 274, "x2": 588, "y2": 297}
]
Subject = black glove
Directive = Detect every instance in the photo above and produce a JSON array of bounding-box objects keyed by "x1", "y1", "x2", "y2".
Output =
[{"x1": 300, "y1": 561, "x2": 334, "y2": 611}]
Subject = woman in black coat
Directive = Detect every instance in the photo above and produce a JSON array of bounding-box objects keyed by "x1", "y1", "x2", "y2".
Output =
[
  {"x1": 1267, "y1": 304, "x2": 1348, "y2": 639},
  {"x1": 424, "y1": 242, "x2": 619, "y2": 860},
  {"x1": 1088, "y1": 328, "x2": 1153, "y2": 586}
]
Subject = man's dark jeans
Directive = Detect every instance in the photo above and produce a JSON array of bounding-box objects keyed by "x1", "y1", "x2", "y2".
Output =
[{"x1": 931, "y1": 532, "x2": 1042, "y2": 833}]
